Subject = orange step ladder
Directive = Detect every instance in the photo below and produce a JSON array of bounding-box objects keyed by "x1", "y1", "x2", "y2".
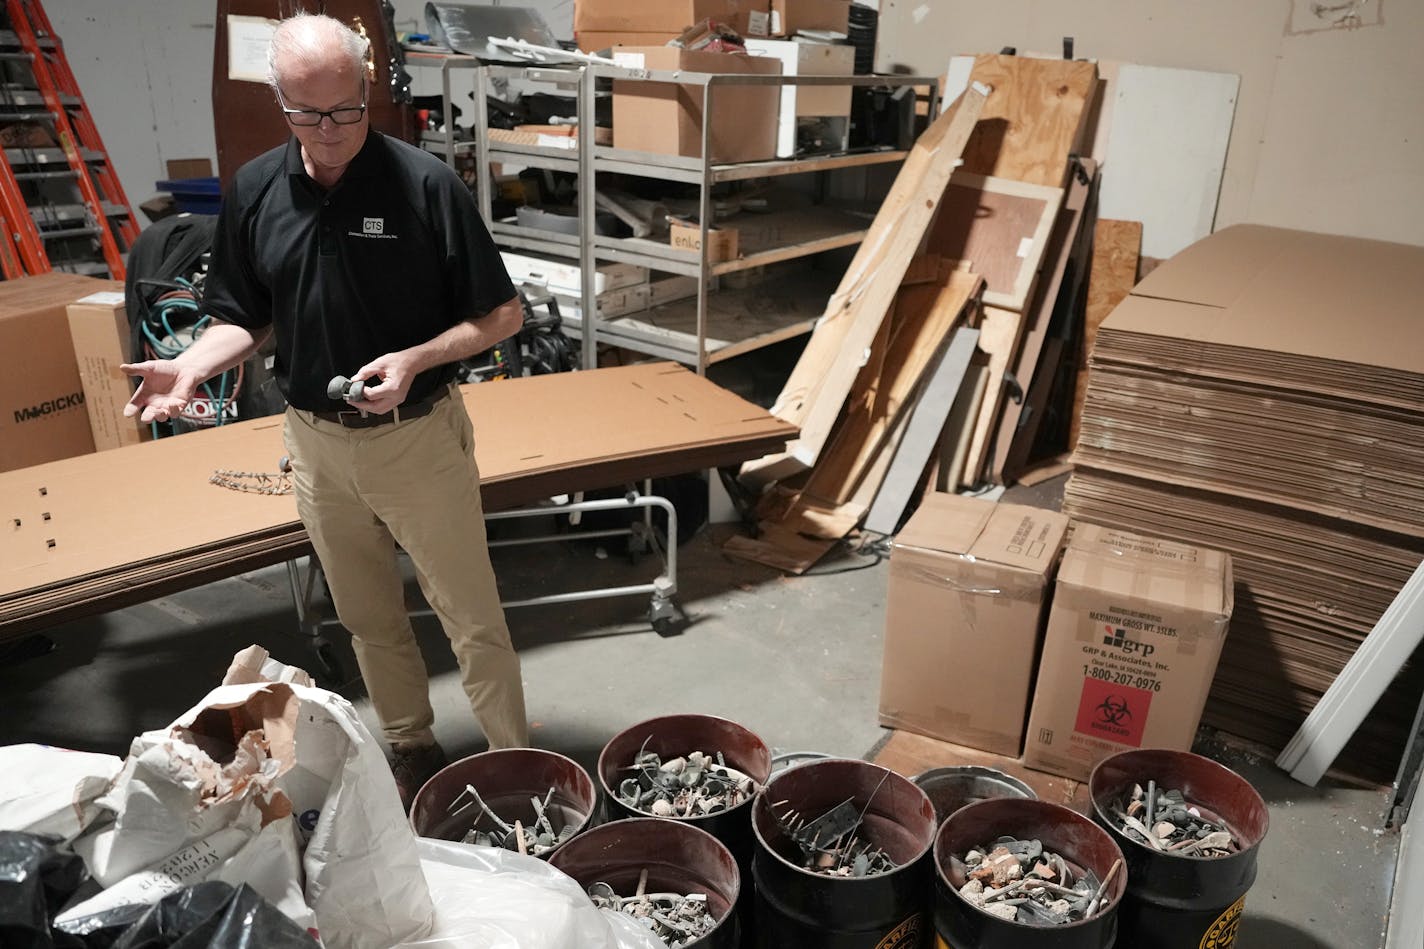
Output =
[{"x1": 0, "y1": 0, "x2": 136, "y2": 280}]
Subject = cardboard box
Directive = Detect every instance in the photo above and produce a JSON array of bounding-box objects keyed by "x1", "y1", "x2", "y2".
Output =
[
  {"x1": 165, "y1": 157, "x2": 214, "y2": 180},
  {"x1": 611, "y1": 47, "x2": 781, "y2": 163},
  {"x1": 0, "y1": 273, "x2": 104, "y2": 472},
  {"x1": 770, "y1": 0, "x2": 851, "y2": 36},
  {"x1": 575, "y1": 30, "x2": 679, "y2": 52},
  {"x1": 66, "y1": 288, "x2": 149, "y2": 452},
  {"x1": 878, "y1": 493, "x2": 1070, "y2": 757},
  {"x1": 1022, "y1": 525, "x2": 1234, "y2": 781},
  {"x1": 744, "y1": 38, "x2": 854, "y2": 157},
  {"x1": 575, "y1": 0, "x2": 770, "y2": 38},
  {"x1": 670, "y1": 221, "x2": 739, "y2": 263},
  {"x1": 500, "y1": 251, "x2": 647, "y2": 296}
]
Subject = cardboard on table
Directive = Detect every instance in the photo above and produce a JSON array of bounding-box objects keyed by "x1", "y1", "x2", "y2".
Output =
[
  {"x1": 574, "y1": 0, "x2": 770, "y2": 38},
  {"x1": 0, "y1": 273, "x2": 105, "y2": 472},
  {"x1": 611, "y1": 47, "x2": 780, "y2": 164},
  {"x1": 879, "y1": 492, "x2": 1069, "y2": 757},
  {"x1": 66, "y1": 288, "x2": 149, "y2": 452},
  {"x1": 1023, "y1": 524, "x2": 1234, "y2": 782},
  {"x1": 769, "y1": 0, "x2": 851, "y2": 36}
]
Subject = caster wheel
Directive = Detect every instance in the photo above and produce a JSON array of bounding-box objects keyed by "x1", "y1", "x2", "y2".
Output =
[{"x1": 313, "y1": 639, "x2": 345, "y2": 686}]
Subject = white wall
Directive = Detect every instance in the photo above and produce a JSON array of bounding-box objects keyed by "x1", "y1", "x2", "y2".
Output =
[
  {"x1": 48, "y1": 0, "x2": 218, "y2": 212},
  {"x1": 49, "y1": 1, "x2": 1423, "y2": 248},
  {"x1": 876, "y1": 0, "x2": 1424, "y2": 247}
]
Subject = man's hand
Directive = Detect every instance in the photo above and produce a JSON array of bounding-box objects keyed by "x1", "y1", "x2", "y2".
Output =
[
  {"x1": 120, "y1": 360, "x2": 205, "y2": 423},
  {"x1": 350, "y1": 350, "x2": 422, "y2": 416}
]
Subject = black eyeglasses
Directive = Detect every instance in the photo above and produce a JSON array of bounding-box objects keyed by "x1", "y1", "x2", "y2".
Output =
[{"x1": 275, "y1": 84, "x2": 367, "y2": 127}]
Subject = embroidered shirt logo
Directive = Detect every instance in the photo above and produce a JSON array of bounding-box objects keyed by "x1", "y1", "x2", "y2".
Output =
[{"x1": 350, "y1": 216, "x2": 398, "y2": 240}]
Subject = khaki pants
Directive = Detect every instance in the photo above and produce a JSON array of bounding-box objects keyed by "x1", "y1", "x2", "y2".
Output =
[{"x1": 283, "y1": 388, "x2": 528, "y2": 750}]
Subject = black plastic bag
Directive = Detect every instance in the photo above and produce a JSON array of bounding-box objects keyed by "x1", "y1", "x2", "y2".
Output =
[
  {"x1": 0, "y1": 831, "x2": 89, "y2": 949},
  {"x1": 104, "y1": 882, "x2": 316, "y2": 949}
]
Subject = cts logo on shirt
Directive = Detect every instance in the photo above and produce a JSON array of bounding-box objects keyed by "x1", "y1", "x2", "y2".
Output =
[{"x1": 350, "y1": 216, "x2": 397, "y2": 240}]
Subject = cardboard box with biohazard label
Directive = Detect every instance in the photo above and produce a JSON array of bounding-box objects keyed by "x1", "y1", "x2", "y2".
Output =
[
  {"x1": 1023, "y1": 524, "x2": 1234, "y2": 781},
  {"x1": 879, "y1": 493, "x2": 1070, "y2": 757}
]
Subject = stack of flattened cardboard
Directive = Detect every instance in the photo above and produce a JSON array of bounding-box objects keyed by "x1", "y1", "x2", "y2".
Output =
[
  {"x1": 0, "y1": 364, "x2": 795, "y2": 640},
  {"x1": 1063, "y1": 225, "x2": 1424, "y2": 777}
]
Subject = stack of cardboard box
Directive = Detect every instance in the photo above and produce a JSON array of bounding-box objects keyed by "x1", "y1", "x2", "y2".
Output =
[{"x1": 879, "y1": 493, "x2": 1234, "y2": 782}]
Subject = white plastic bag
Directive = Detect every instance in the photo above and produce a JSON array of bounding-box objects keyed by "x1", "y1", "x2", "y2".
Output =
[
  {"x1": 0, "y1": 744, "x2": 122, "y2": 841},
  {"x1": 401, "y1": 838, "x2": 669, "y2": 949}
]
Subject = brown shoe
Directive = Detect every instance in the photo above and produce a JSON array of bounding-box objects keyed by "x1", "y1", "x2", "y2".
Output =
[{"x1": 391, "y1": 741, "x2": 448, "y2": 812}]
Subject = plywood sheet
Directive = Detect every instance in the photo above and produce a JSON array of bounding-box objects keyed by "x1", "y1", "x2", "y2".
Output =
[
  {"x1": 1098, "y1": 63, "x2": 1238, "y2": 260},
  {"x1": 739, "y1": 85, "x2": 987, "y2": 488},
  {"x1": 944, "y1": 54, "x2": 1099, "y2": 188},
  {"x1": 928, "y1": 173, "x2": 1061, "y2": 311},
  {"x1": 1069, "y1": 219, "x2": 1141, "y2": 448},
  {"x1": 868, "y1": 729, "x2": 1090, "y2": 812}
]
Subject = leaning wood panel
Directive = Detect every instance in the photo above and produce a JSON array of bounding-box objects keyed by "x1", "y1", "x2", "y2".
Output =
[
  {"x1": 739, "y1": 84, "x2": 988, "y2": 488},
  {"x1": 957, "y1": 54, "x2": 1098, "y2": 188},
  {"x1": 928, "y1": 172, "x2": 1062, "y2": 312},
  {"x1": 1069, "y1": 218, "x2": 1142, "y2": 449}
]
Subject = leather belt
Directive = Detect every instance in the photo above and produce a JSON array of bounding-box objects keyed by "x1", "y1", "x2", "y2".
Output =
[{"x1": 310, "y1": 386, "x2": 450, "y2": 428}]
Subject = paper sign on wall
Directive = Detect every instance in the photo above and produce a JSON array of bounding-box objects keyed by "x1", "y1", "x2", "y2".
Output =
[{"x1": 228, "y1": 15, "x2": 278, "y2": 84}]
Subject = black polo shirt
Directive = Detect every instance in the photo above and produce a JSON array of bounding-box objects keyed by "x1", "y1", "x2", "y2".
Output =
[{"x1": 203, "y1": 131, "x2": 516, "y2": 411}]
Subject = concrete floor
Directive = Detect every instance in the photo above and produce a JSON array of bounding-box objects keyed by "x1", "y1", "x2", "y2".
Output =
[{"x1": 0, "y1": 488, "x2": 1403, "y2": 947}]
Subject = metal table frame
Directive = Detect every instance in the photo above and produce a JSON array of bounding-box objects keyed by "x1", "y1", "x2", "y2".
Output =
[{"x1": 286, "y1": 482, "x2": 683, "y2": 680}]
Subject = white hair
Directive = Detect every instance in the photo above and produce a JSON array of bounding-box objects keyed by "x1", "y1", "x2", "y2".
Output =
[{"x1": 267, "y1": 13, "x2": 368, "y2": 91}]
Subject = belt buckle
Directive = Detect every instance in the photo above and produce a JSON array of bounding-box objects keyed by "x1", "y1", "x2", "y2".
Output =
[{"x1": 336, "y1": 408, "x2": 369, "y2": 428}]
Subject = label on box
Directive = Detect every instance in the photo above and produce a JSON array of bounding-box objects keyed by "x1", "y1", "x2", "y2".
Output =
[
  {"x1": 612, "y1": 51, "x2": 646, "y2": 69},
  {"x1": 770, "y1": 10, "x2": 782, "y2": 33},
  {"x1": 746, "y1": 10, "x2": 770, "y2": 35},
  {"x1": 536, "y1": 134, "x2": 576, "y2": 150},
  {"x1": 77, "y1": 291, "x2": 125, "y2": 306},
  {"x1": 1073, "y1": 675, "x2": 1153, "y2": 747}
]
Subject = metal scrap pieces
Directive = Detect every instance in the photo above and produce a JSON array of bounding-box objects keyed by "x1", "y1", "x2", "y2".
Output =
[
  {"x1": 618, "y1": 745, "x2": 757, "y2": 819},
  {"x1": 209, "y1": 469, "x2": 293, "y2": 495},
  {"x1": 447, "y1": 783, "x2": 577, "y2": 857},
  {"x1": 769, "y1": 798, "x2": 898, "y2": 878},
  {"x1": 587, "y1": 870, "x2": 718, "y2": 948},
  {"x1": 956, "y1": 836, "x2": 1117, "y2": 926},
  {"x1": 1113, "y1": 780, "x2": 1238, "y2": 858}
]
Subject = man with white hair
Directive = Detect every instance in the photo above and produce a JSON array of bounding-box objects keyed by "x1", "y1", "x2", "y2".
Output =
[{"x1": 122, "y1": 13, "x2": 529, "y2": 806}]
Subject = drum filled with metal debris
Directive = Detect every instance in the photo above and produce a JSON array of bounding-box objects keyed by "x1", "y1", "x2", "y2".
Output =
[
  {"x1": 1089, "y1": 748, "x2": 1269, "y2": 949},
  {"x1": 598, "y1": 714, "x2": 772, "y2": 867},
  {"x1": 933, "y1": 798, "x2": 1127, "y2": 948},
  {"x1": 408, "y1": 748, "x2": 597, "y2": 860},
  {"x1": 751, "y1": 758, "x2": 938, "y2": 947},
  {"x1": 548, "y1": 816, "x2": 742, "y2": 948}
]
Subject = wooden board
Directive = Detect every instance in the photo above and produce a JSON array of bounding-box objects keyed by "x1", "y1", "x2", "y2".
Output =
[
  {"x1": 928, "y1": 172, "x2": 1062, "y2": 312},
  {"x1": 721, "y1": 521, "x2": 837, "y2": 575},
  {"x1": 1097, "y1": 63, "x2": 1239, "y2": 259},
  {"x1": 800, "y1": 268, "x2": 982, "y2": 509},
  {"x1": 960, "y1": 306, "x2": 1025, "y2": 487},
  {"x1": 862, "y1": 326, "x2": 982, "y2": 535},
  {"x1": 947, "y1": 363, "x2": 990, "y2": 491},
  {"x1": 1069, "y1": 219, "x2": 1141, "y2": 449},
  {"x1": 738, "y1": 85, "x2": 988, "y2": 489},
  {"x1": 868, "y1": 729, "x2": 1091, "y2": 812},
  {"x1": 942, "y1": 54, "x2": 1099, "y2": 188},
  {"x1": 992, "y1": 158, "x2": 1098, "y2": 483}
]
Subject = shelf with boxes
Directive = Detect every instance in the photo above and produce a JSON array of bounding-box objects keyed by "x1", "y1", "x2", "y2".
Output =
[
  {"x1": 411, "y1": 47, "x2": 937, "y2": 373},
  {"x1": 576, "y1": 59, "x2": 939, "y2": 372}
]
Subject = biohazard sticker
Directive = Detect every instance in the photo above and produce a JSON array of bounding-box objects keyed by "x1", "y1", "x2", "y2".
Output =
[
  {"x1": 1073, "y1": 676, "x2": 1154, "y2": 747},
  {"x1": 1200, "y1": 895, "x2": 1246, "y2": 948},
  {"x1": 874, "y1": 913, "x2": 922, "y2": 949}
]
